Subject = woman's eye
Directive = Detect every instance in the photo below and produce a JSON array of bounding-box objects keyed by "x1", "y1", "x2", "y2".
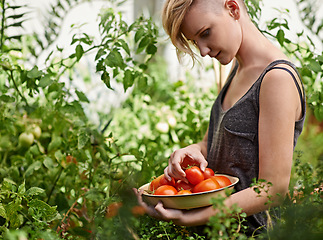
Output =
[{"x1": 201, "y1": 29, "x2": 210, "y2": 38}]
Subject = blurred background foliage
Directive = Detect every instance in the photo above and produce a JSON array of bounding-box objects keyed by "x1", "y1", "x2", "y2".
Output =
[{"x1": 0, "y1": 0, "x2": 322, "y2": 239}]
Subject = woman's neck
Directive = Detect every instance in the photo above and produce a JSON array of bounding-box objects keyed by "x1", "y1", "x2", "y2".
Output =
[{"x1": 235, "y1": 18, "x2": 287, "y2": 69}]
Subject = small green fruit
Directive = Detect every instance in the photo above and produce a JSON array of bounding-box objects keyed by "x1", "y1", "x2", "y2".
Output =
[
  {"x1": 111, "y1": 168, "x2": 124, "y2": 180},
  {"x1": 31, "y1": 125, "x2": 42, "y2": 139},
  {"x1": 18, "y1": 132, "x2": 34, "y2": 147}
]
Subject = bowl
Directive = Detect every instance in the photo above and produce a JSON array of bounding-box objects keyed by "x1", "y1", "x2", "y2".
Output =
[{"x1": 139, "y1": 174, "x2": 239, "y2": 209}]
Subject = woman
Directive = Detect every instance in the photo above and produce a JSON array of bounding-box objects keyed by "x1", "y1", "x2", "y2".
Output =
[{"x1": 134, "y1": 0, "x2": 306, "y2": 235}]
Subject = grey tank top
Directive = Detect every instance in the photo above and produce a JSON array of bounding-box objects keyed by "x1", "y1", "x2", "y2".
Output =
[{"x1": 206, "y1": 59, "x2": 306, "y2": 233}]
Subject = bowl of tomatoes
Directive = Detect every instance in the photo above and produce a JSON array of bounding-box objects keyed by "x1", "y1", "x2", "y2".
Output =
[{"x1": 138, "y1": 167, "x2": 239, "y2": 210}]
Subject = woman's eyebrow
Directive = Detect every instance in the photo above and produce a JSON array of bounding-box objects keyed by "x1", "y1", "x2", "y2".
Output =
[{"x1": 195, "y1": 27, "x2": 205, "y2": 36}]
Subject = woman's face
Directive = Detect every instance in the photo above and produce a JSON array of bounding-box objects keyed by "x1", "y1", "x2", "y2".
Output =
[{"x1": 181, "y1": 1, "x2": 242, "y2": 65}]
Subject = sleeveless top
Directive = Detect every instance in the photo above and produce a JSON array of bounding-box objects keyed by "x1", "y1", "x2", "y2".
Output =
[{"x1": 206, "y1": 59, "x2": 306, "y2": 234}]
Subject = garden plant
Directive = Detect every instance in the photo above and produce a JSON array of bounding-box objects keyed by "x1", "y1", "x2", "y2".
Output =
[{"x1": 0, "y1": 0, "x2": 322, "y2": 239}]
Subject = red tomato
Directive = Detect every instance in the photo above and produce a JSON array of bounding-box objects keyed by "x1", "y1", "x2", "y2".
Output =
[
  {"x1": 212, "y1": 175, "x2": 231, "y2": 188},
  {"x1": 105, "y1": 202, "x2": 123, "y2": 218},
  {"x1": 185, "y1": 166, "x2": 204, "y2": 185},
  {"x1": 159, "y1": 175, "x2": 176, "y2": 187},
  {"x1": 193, "y1": 178, "x2": 221, "y2": 193},
  {"x1": 154, "y1": 185, "x2": 178, "y2": 195},
  {"x1": 175, "y1": 180, "x2": 194, "y2": 191},
  {"x1": 203, "y1": 168, "x2": 215, "y2": 179},
  {"x1": 149, "y1": 175, "x2": 163, "y2": 191},
  {"x1": 131, "y1": 205, "x2": 146, "y2": 217},
  {"x1": 177, "y1": 190, "x2": 192, "y2": 195},
  {"x1": 150, "y1": 174, "x2": 175, "y2": 191},
  {"x1": 181, "y1": 156, "x2": 198, "y2": 169}
]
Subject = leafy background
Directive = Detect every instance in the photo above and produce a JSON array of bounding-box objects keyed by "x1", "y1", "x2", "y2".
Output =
[{"x1": 0, "y1": 0, "x2": 322, "y2": 239}]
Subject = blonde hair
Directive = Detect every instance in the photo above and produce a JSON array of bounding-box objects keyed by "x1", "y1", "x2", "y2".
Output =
[
  {"x1": 162, "y1": 0, "x2": 195, "y2": 61},
  {"x1": 162, "y1": 0, "x2": 248, "y2": 62}
]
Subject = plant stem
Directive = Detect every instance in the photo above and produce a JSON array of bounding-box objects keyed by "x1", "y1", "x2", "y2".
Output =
[
  {"x1": 7, "y1": 70, "x2": 29, "y2": 107},
  {"x1": 0, "y1": 0, "x2": 5, "y2": 52},
  {"x1": 46, "y1": 166, "x2": 63, "y2": 204}
]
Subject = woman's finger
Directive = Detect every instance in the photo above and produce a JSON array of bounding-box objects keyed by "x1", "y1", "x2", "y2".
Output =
[
  {"x1": 132, "y1": 188, "x2": 163, "y2": 219},
  {"x1": 165, "y1": 165, "x2": 186, "y2": 182},
  {"x1": 154, "y1": 201, "x2": 182, "y2": 222}
]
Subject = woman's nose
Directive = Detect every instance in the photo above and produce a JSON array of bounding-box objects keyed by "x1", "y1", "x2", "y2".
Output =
[{"x1": 198, "y1": 43, "x2": 211, "y2": 57}]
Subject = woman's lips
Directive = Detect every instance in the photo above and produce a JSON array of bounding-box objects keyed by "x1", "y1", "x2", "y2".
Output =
[{"x1": 210, "y1": 51, "x2": 221, "y2": 58}]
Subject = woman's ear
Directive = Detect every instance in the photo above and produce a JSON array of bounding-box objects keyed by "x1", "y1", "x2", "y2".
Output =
[{"x1": 225, "y1": 0, "x2": 241, "y2": 20}]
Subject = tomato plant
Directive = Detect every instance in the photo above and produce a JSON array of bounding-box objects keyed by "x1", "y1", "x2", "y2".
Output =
[{"x1": 0, "y1": 0, "x2": 322, "y2": 239}]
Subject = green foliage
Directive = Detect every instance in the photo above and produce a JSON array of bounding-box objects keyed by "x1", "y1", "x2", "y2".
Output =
[
  {"x1": 95, "y1": 7, "x2": 158, "y2": 91},
  {"x1": 206, "y1": 190, "x2": 250, "y2": 240},
  {"x1": 0, "y1": 0, "x2": 27, "y2": 53},
  {"x1": 135, "y1": 216, "x2": 206, "y2": 240},
  {"x1": 262, "y1": 153, "x2": 323, "y2": 240},
  {"x1": 0, "y1": 0, "x2": 158, "y2": 238},
  {"x1": 108, "y1": 58, "x2": 215, "y2": 185},
  {"x1": 0, "y1": 179, "x2": 60, "y2": 238},
  {"x1": 259, "y1": 0, "x2": 323, "y2": 121},
  {"x1": 0, "y1": 0, "x2": 322, "y2": 239}
]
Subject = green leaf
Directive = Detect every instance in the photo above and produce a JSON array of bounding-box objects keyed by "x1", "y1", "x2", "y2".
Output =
[
  {"x1": 43, "y1": 157, "x2": 55, "y2": 169},
  {"x1": 313, "y1": 104, "x2": 323, "y2": 122},
  {"x1": 0, "y1": 95, "x2": 15, "y2": 103},
  {"x1": 0, "y1": 204, "x2": 7, "y2": 219},
  {"x1": 146, "y1": 43, "x2": 157, "y2": 55},
  {"x1": 48, "y1": 136, "x2": 62, "y2": 152},
  {"x1": 27, "y1": 66, "x2": 43, "y2": 78},
  {"x1": 101, "y1": 71, "x2": 112, "y2": 89},
  {"x1": 317, "y1": 54, "x2": 323, "y2": 64},
  {"x1": 39, "y1": 75, "x2": 53, "y2": 88},
  {"x1": 309, "y1": 59, "x2": 322, "y2": 72},
  {"x1": 25, "y1": 161, "x2": 42, "y2": 177},
  {"x1": 134, "y1": 28, "x2": 145, "y2": 43},
  {"x1": 75, "y1": 90, "x2": 90, "y2": 103},
  {"x1": 28, "y1": 199, "x2": 60, "y2": 222},
  {"x1": 78, "y1": 129, "x2": 90, "y2": 149},
  {"x1": 18, "y1": 182, "x2": 26, "y2": 195},
  {"x1": 137, "y1": 36, "x2": 150, "y2": 54},
  {"x1": 25, "y1": 187, "x2": 45, "y2": 197},
  {"x1": 123, "y1": 69, "x2": 134, "y2": 91},
  {"x1": 106, "y1": 49, "x2": 124, "y2": 68},
  {"x1": 276, "y1": 29, "x2": 285, "y2": 46},
  {"x1": 119, "y1": 39, "x2": 130, "y2": 55},
  {"x1": 54, "y1": 150, "x2": 64, "y2": 164},
  {"x1": 95, "y1": 48, "x2": 106, "y2": 60},
  {"x1": 76, "y1": 44, "x2": 84, "y2": 61}
]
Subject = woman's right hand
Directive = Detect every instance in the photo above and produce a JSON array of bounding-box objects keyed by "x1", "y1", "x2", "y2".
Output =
[{"x1": 164, "y1": 144, "x2": 208, "y2": 182}]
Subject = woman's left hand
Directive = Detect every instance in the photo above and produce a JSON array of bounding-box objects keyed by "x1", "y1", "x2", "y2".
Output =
[{"x1": 133, "y1": 188, "x2": 184, "y2": 224}]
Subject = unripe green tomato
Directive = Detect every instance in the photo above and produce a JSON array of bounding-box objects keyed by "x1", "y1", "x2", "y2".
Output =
[
  {"x1": 18, "y1": 132, "x2": 34, "y2": 147},
  {"x1": 30, "y1": 125, "x2": 42, "y2": 139},
  {"x1": 111, "y1": 168, "x2": 124, "y2": 180}
]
